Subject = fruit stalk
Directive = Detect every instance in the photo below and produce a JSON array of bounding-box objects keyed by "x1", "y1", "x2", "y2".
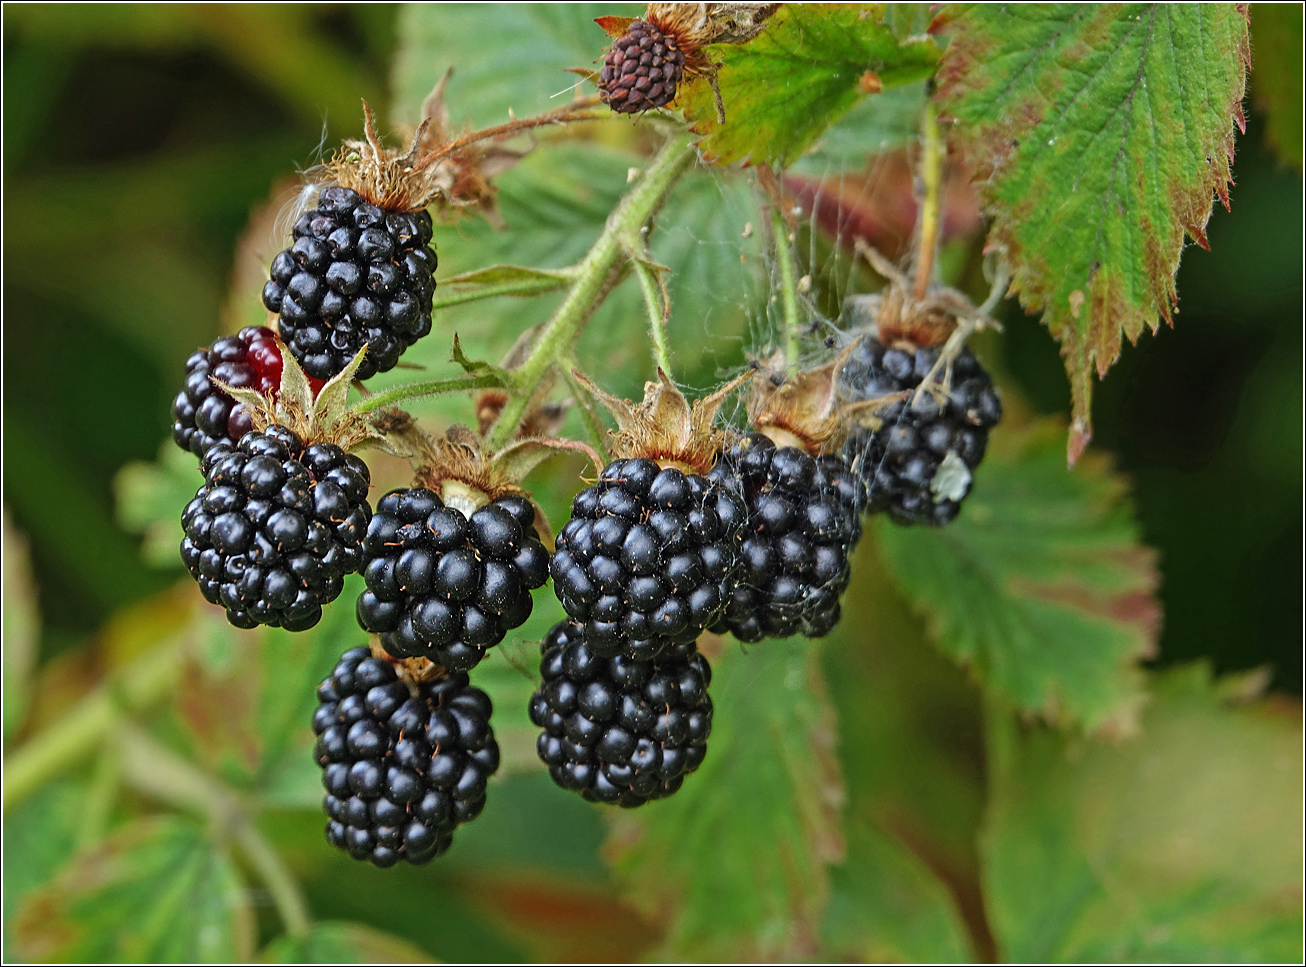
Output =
[
  {"x1": 485, "y1": 131, "x2": 697, "y2": 450},
  {"x1": 913, "y1": 100, "x2": 943, "y2": 302},
  {"x1": 771, "y1": 205, "x2": 802, "y2": 372}
]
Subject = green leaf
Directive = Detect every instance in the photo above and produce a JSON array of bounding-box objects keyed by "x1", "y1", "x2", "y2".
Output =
[
  {"x1": 2, "y1": 509, "x2": 40, "y2": 738},
  {"x1": 392, "y1": 3, "x2": 643, "y2": 128},
  {"x1": 3, "y1": 778, "x2": 86, "y2": 962},
  {"x1": 113, "y1": 442, "x2": 202, "y2": 570},
  {"x1": 875, "y1": 417, "x2": 1160, "y2": 734},
  {"x1": 14, "y1": 817, "x2": 255, "y2": 962},
  {"x1": 262, "y1": 921, "x2": 434, "y2": 963},
  {"x1": 680, "y1": 4, "x2": 939, "y2": 167},
  {"x1": 936, "y1": 3, "x2": 1250, "y2": 460},
  {"x1": 820, "y1": 541, "x2": 987, "y2": 962},
  {"x1": 1249, "y1": 2, "x2": 1303, "y2": 170},
  {"x1": 983, "y1": 664, "x2": 1304, "y2": 962},
  {"x1": 607, "y1": 641, "x2": 844, "y2": 959}
]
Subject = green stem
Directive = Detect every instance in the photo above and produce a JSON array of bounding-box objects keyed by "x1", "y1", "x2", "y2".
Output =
[
  {"x1": 2, "y1": 639, "x2": 182, "y2": 812},
  {"x1": 913, "y1": 100, "x2": 943, "y2": 302},
  {"x1": 633, "y1": 260, "x2": 672, "y2": 376},
  {"x1": 485, "y1": 131, "x2": 696, "y2": 450},
  {"x1": 352, "y1": 373, "x2": 504, "y2": 414},
  {"x1": 431, "y1": 275, "x2": 570, "y2": 311},
  {"x1": 771, "y1": 206, "x2": 802, "y2": 372}
]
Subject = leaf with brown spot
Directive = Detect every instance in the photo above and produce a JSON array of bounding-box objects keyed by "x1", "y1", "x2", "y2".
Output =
[
  {"x1": 935, "y1": 3, "x2": 1250, "y2": 461},
  {"x1": 875, "y1": 417, "x2": 1160, "y2": 734}
]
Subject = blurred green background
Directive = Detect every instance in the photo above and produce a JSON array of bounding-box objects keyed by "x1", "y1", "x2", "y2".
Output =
[
  {"x1": 2, "y1": 3, "x2": 1301, "y2": 963},
  {"x1": 4, "y1": 2, "x2": 1299, "y2": 688}
]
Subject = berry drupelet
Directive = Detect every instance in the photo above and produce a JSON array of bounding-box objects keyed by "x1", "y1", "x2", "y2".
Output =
[
  {"x1": 356, "y1": 487, "x2": 550, "y2": 672},
  {"x1": 530, "y1": 621, "x2": 712, "y2": 806},
  {"x1": 314, "y1": 647, "x2": 500, "y2": 867},
  {"x1": 839, "y1": 335, "x2": 1002, "y2": 526},
  {"x1": 708, "y1": 433, "x2": 864, "y2": 642},
  {"x1": 598, "y1": 19, "x2": 686, "y2": 114},
  {"x1": 180, "y1": 425, "x2": 371, "y2": 630},
  {"x1": 551, "y1": 457, "x2": 747, "y2": 661},
  {"x1": 262, "y1": 186, "x2": 437, "y2": 382},
  {"x1": 172, "y1": 326, "x2": 319, "y2": 458}
]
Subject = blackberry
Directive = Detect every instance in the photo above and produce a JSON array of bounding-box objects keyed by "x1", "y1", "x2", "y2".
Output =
[
  {"x1": 356, "y1": 488, "x2": 550, "y2": 672},
  {"x1": 172, "y1": 326, "x2": 294, "y2": 458},
  {"x1": 708, "y1": 434, "x2": 864, "y2": 642},
  {"x1": 180, "y1": 425, "x2": 371, "y2": 630},
  {"x1": 598, "y1": 20, "x2": 686, "y2": 114},
  {"x1": 314, "y1": 647, "x2": 499, "y2": 867},
  {"x1": 839, "y1": 336, "x2": 1002, "y2": 525},
  {"x1": 529, "y1": 621, "x2": 711, "y2": 806},
  {"x1": 550, "y1": 457, "x2": 747, "y2": 661},
  {"x1": 261, "y1": 186, "x2": 437, "y2": 382}
]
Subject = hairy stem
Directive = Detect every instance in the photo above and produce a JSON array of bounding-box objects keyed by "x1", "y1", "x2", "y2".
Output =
[
  {"x1": 352, "y1": 373, "x2": 505, "y2": 414},
  {"x1": 431, "y1": 273, "x2": 571, "y2": 311},
  {"x1": 771, "y1": 206, "x2": 802, "y2": 371},
  {"x1": 2, "y1": 640, "x2": 182, "y2": 811},
  {"x1": 913, "y1": 100, "x2": 943, "y2": 302},
  {"x1": 633, "y1": 260, "x2": 672, "y2": 376},
  {"x1": 485, "y1": 131, "x2": 697, "y2": 450}
]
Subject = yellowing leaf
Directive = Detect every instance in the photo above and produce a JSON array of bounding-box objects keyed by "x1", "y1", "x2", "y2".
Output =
[
  {"x1": 936, "y1": 3, "x2": 1250, "y2": 460},
  {"x1": 983, "y1": 664, "x2": 1303, "y2": 962}
]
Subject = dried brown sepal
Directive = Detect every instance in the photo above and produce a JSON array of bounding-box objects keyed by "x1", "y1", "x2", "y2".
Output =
[
  {"x1": 572, "y1": 368, "x2": 752, "y2": 474},
  {"x1": 321, "y1": 80, "x2": 601, "y2": 217},
  {"x1": 212, "y1": 342, "x2": 416, "y2": 457},
  {"x1": 853, "y1": 240, "x2": 991, "y2": 349},
  {"x1": 370, "y1": 639, "x2": 447, "y2": 690},
  {"x1": 410, "y1": 425, "x2": 599, "y2": 536},
  {"x1": 747, "y1": 345, "x2": 904, "y2": 452}
]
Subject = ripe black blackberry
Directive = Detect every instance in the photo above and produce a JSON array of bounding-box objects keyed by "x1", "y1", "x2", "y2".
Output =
[
  {"x1": 530, "y1": 621, "x2": 711, "y2": 806},
  {"x1": 598, "y1": 19, "x2": 686, "y2": 113},
  {"x1": 261, "y1": 185, "x2": 436, "y2": 382},
  {"x1": 839, "y1": 336, "x2": 1002, "y2": 525},
  {"x1": 550, "y1": 372, "x2": 750, "y2": 661},
  {"x1": 180, "y1": 425, "x2": 371, "y2": 630},
  {"x1": 551, "y1": 456, "x2": 747, "y2": 661},
  {"x1": 314, "y1": 646, "x2": 499, "y2": 867},
  {"x1": 172, "y1": 326, "x2": 317, "y2": 458},
  {"x1": 356, "y1": 487, "x2": 549, "y2": 672},
  {"x1": 708, "y1": 433, "x2": 864, "y2": 642}
]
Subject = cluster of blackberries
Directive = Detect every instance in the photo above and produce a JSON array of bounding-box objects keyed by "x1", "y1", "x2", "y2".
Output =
[
  {"x1": 529, "y1": 621, "x2": 711, "y2": 806},
  {"x1": 839, "y1": 337, "x2": 1002, "y2": 526},
  {"x1": 709, "y1": 434, "x2": 865, "y2": 642},
  {"x1": 550, "y1": 458, "x2": 747, "y2": 661},
  {"x1": 172, "y1": 326, "x2": 292, "y2": 458},
  {"x1": 598, "y1": 20, "x2": 686, "y2": 114},
  {"x1": 314, "y1": 647, "x2": 499, "y2": 867},
  {"x1": 180, "y1": 426, "x2": 371, "y2": 630},
  {"x1": 262, "y1": 186, "x2": 437, "y2": 382},
  {"x1": 356, "y1": 488, "x2": 550, "y2": 672}
]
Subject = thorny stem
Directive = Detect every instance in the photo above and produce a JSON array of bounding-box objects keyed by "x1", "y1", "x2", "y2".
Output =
[
  {"x1": 485, "y1": 131, "x2": 697, "y2": 450},
  {"x1": 771, "y1": 206, "x2": 803, "y2": 373},
  {"x1": 117, "y1": 723, "x2": 311, "y2": 939},
  {"x1": 2, "y1": 639, "x2": 183, "y2": 812},
  {"x1": 352, "y1": 373, "x2": 505, "y2": 414},
  {"x1": 913, "y1": 100, "x2": 943, "y2": 302},
  {"x1": 634, "y1": 259, "x2": 673, "y2": 376}
]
